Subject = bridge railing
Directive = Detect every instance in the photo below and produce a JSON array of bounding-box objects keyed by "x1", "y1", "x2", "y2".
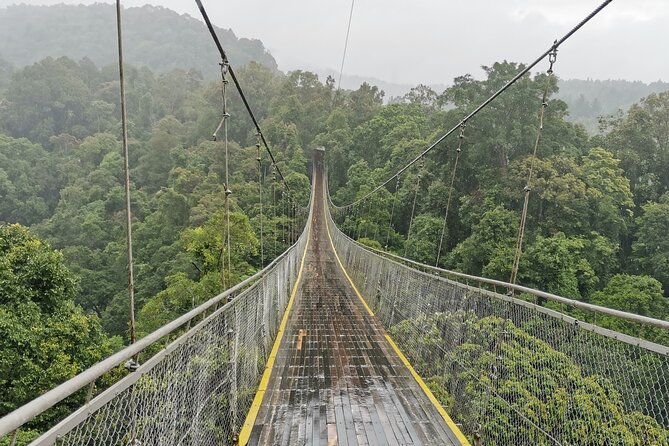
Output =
[
  {"x1": 327, "y1": 207, "x2": 669, "y2": 445},
  {"x1": 0, "y1": 207, "x2": 312, "y2": 446}
]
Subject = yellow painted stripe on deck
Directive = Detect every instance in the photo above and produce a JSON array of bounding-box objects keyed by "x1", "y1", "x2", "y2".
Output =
[
  {"x1": 384, "y1": 334, "x2": 472, "y2": 446},
  {"x1": 323, "y1": 217, "x2": 375, "y2": 318},
  {"x1": 324, "y1": 216, "x2": 471, "y2": 446},
  {"x1": 237, "y1": 221, "x2": 311, "y2": 445}
]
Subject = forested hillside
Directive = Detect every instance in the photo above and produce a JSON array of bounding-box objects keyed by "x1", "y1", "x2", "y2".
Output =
[
  {"x1": 0, "y1": 56, "x2": 313, "y2": 431},
  {"x1": 0, "y1": 4, "x2": 277, "y2": 79},
  {"x1": 325, "y1": 66, "x2": 669, "y2": 321},
  {"x1": 1, "y1": 53, "x2": 668, "y2": 440}
]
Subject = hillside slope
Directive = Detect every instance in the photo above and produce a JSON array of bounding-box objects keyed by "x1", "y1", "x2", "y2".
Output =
[{"x1": 0, "y1": 4, "x2": 277, "y2": 78}]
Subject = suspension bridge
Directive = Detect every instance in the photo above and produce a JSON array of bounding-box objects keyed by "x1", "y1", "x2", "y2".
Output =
[
  {"x1": 1, "y1": 0, "x2": 669, "y2": 445},
  {"x1": 1, "y1": 148, "x2": 668, "y2": 445}
]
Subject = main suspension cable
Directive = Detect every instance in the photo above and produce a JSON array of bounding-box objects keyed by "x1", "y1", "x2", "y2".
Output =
[
  {"x1": 330, "y1": 0, "x2": 613, "y2": 210},
  {"x1": 333, "y1": 0, "x2": 355, "y2": 104},
  {"x1": 194, "y1": 0, "x2": 297, "y2": 207}
]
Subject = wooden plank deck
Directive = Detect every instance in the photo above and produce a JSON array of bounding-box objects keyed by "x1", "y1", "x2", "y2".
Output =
[{"x1": 244, "y1": 166, "x2": 465, "y2": 445}]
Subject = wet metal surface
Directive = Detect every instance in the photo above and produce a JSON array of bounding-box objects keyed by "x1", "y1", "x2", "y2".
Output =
[{"x1": 247, "y1": 170, "x2": 461, "y2": 445}]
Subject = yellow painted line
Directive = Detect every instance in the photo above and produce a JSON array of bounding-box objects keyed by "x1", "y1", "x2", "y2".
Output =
[
  {"x1": 323, "y1": 216, "x2": 375, "y2": 317},
  {"x1": 384, "y1": 334, "x2": 471, "y2": 446},
  {"x1": 324, "y1": 215, "x2": 471, "y2": 446},
  {"x1": 237, "y1": 221, "x2": 311, "y2": 445}
]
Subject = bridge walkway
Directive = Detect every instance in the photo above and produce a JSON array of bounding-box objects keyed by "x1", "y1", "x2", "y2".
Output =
[{"x1": 240, "y1": 163, "x2": 467, "y2": 445}]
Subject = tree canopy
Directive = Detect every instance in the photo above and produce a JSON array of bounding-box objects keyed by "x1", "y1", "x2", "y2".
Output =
[{"x1": 0, "y1": 224, "x2": 119, "y2": 431}]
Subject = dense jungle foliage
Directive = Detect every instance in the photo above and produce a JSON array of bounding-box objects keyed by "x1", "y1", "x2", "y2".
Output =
[
  {"x1": 0, "y1": 33, "x2": 668, "y2": 442},
  {"x1": 390, "y1": 312, "x2": 669, "y2": 444}
]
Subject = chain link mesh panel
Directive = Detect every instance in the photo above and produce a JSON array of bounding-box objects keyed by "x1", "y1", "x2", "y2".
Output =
[
  {"x1": 14, "y1": 229, "x2": 309, "y2": 446},
  {"x1": 328, "y1": 213, "x2": 669, "y2": 446}
]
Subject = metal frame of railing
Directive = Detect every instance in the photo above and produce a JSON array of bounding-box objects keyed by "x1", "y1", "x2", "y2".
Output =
[
  {"x1": 0, "y1": 242, "x2": 300, "y2": 442},
  {"x1": 0, "y1": 181, "x2": 315, "y2": 444},
  {"x1": 360, "y1": 239, "x2": 669, "y2": 346},
  {"x1": 358, "y1": 241, "x2": 668, "y2": 355},
  {"x1": 327, "y1": 191, "x2": 669, "y2": 336},
  {"x1": 326, "y1": 194, "x2": 669, "y2": 443}
]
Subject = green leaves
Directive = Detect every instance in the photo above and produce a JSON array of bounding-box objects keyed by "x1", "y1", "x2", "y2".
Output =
[
  {"x1": 0, "y1": 224, "x2": 76, "y2": 310},
  {"x1": 592, "y1": 274, "x2": 669, "y2": 319},
  {"x1": 0, "y1": 134, "x2": 57, "y2": 225},
  {"x1": 0, "y1": 224, "x2": 117, "y2": 427},
  {"x1": 390, "y1": 311, "x2": 669, "y2": 444},
  {"x1": 633, "y1": 197, "x2": 669, "y2": 292}
]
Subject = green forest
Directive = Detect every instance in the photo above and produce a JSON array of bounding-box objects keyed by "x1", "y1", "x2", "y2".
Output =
[
  {"x1": 327, "y1": 64, "x2": 669, "y2": 318},
  {"x1": 0, "y1": 4, "x2": 277, "y2": 81},
  {"x1": 0, "y1": 4, "x2": 668, "y2": 443}
]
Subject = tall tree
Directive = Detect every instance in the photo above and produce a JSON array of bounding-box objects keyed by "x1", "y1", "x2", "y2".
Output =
[
  {"x1": 0, "y1": 224, "x2": 118, "y2": 431},
  {"x1": 632, "y1": 195, "x2": 669, "y2": 293}
]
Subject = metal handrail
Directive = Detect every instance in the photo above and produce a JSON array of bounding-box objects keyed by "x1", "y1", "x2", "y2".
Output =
[
  {"x1": 325, "y1": 191, "x2": 669, "y2": 331},
  {"x1": 0, "y1": 205, "x2": 314, "y2": 440}
]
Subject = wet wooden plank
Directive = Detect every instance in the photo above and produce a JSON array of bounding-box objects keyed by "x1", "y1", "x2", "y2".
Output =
[{"x1": 247, "y1": 171, "x2": 463, "y2": 446}]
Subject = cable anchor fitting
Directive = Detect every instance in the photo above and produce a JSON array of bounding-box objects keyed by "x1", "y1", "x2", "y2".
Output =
[
  {"x1": 547, "y1": 40, "x2": 558, "y2": 73},
  {"x1": 219, "y1": 60, "x2": 230, "y2": 79},
  {"x1": 456, "y1": 122, "x2": 467, "y2": 153},
  {"x1": 124, "y1": 358, "x2": 140, "y2": 372},
  {"x1": 458, "y1": 122, "x2": 467, "y2": 139}
]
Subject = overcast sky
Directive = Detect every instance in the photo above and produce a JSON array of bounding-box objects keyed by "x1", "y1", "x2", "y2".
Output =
[{"x1": 1, "y1": 0, "x2": 667, "y2": 85}]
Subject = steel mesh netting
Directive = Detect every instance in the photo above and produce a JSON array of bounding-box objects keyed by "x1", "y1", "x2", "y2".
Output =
[
  {"x1": 15, "y1": 226, "x2": 309, "y2": 446},
  {"x1": 328, "y1": 212, "x2": 669, "y2": 446}
]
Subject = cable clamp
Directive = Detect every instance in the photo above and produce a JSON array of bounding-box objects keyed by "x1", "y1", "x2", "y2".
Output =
[
  {"x1": 124, "y1": 359, "x2": 140, "y2": 372},
  {"x1": 219, "y1": 60, "x2": 230, "y2": 76},
  {"x1": 458, "y1": 122, "x2": 467, "y2": 139},
  {"x1": 548, "y1": 40, "x2": 558, "y2": 71}
]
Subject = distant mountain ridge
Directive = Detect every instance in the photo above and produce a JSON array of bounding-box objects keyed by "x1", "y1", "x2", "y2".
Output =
[
  {"x1": 555, "y1": 79, "x2": 669, "y2": 132},
  {"x1": 1, "y1": 3, "x2": 668, "y2": 135},
  {"x1": 0, "y1": 4, "x2": 277, "y2": 78},
  {"x1": 557, "y1": 79, "x2": 669, "y2": 116}
]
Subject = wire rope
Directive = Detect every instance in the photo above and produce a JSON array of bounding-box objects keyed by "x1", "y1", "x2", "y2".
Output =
[
  {"x1": 509, "y1": 47, "x2": 558, "y2": 286},
  {"x1": 385, "y1": 175, "x2": 401, "y2": 249},
  {"x1": 256, "y1": 133, "x2": 264, "y2": 267},
  {"x1": 195, "y1": 0, "x2": 297, "y2": 208},
  {"x1": 404, "y1": 159, "x2": 424, "y2": 256},
  {"x1": 115, "y1": 0, "x2": 135, "y2": 345},
  {"x1": 435, "y1": 123, "x2": 466, "y2": 266},
  {"x1": 333, "y1": 0, "x2": 355, "y2": 104},
  {"x1": 329, "y1": 0, "x2": 613, "y2": 211}
]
